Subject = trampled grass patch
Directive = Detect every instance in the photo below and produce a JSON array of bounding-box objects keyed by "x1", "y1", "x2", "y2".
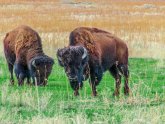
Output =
[{"x1": 0, "y1": 58, "x2": 164, "y2": 123}]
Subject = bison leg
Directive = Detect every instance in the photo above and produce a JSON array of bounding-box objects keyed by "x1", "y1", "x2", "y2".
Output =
[
  {"x1": 89, "y1": 65, "x2": 103, "y2": 96},
  {"x1": 26, "y1": 76, "x2": 31, "y2": 85},
  {"x1": 118, "y1": 64, "x2": 130, "y2": 95},
  {"x1": 70, "y1": 81, "x2": 80, "y2": 96},
  {"x1": 89, "y1": 74, "x2": 98, "y2": 96},
  {"x1": 109, "y1": 65, "x2": 121, "y2": 96},
  {"x1": 74, "y1": 88, "x2": 79, "y2": 96},
  {"x1": 114, "y1": 76, "x2": 121, "y2": 96},
  {"x1": 7, "y1": 62, "x2": 14, "y2": 85},
  {"x1": 124, "y1": 68, "x2": 129, "y2": 96},
  {"x1": 122, "y1": 66, "x2": 129, "y2": 95},
  {"x1": 92, "y1": 85, "x2": 97, "y2": 96},
  {"x1": 124, "y1": 77, "x2": 129, "y2": 95}
]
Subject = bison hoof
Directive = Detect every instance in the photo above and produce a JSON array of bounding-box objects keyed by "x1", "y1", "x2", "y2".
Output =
[
  {"x1": 124, "y1": 89, "x2": 130, "y2": 96},
  {"x1": 92, "y1": 91, "x2": 97, "y2": 97},
  {"x1": 10, "y1": 79, "x2": 14, "y2": 85},
  {"x1": 113, "y1": 91, "x2": 120, "y2": 97},
  {"x1": 74, "y1": 91, "x2": 79, "y2": 96}
]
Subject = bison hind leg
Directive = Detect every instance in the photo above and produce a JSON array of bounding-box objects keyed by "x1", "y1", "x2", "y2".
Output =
[
  {"x1": 109, "y1": 65, "x2": 121, "y2": 96},
  {"x1": 117, "y1": 64, "x2": 129, "y2": 95}
]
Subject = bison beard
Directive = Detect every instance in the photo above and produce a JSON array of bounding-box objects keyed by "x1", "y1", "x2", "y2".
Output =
[
  {"x1": 3, "y1": 25, "x2": 54, "y2": 86},
  {"x1": 57, "y1": 27, "x2": 129, "y2": 96},
  {"x1": 57, "y1": 46, "x2": 90, "y2": 95}
]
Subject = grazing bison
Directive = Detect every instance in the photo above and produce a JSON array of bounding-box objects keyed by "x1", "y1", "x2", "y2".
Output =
[
  {"x1": 3, "y1": 25, "x2": 54, "y2": 86},
  {"x1": 57, "y1": 27, "x2": 129, "y2": 96}
]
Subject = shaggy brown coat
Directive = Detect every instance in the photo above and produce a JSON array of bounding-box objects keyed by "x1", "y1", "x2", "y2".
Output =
[
  {"x1": 4, "y1": 25, "x2": 54, "y2": 86},
  {"x1": 4, "y1": 25, "x2": 43, "y2": 65},
  {"x1": 69, "y1": 27, "x2": 128, "y2": 66},
  {"x1": 69, "y1": 27, "x2": 129, "y2": 96}
]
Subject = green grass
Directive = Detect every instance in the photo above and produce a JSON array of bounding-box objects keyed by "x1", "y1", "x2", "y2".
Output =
[{"x1": 0, "y1": 57, "x2": 165, "y2": 124}]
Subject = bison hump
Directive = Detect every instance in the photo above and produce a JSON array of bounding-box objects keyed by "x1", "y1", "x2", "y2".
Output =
[
  {"x1": 69, "y1": 28, "x2": 98, "y2": 57},
  {"x1": 15, "y1": 30, "x2": 38, "y2": 51}
]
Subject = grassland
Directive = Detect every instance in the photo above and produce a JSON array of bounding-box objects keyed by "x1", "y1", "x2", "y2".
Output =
[
  {"x1": 0, "y1": 0, "x2": 165, "y2": 123},
  {"x1": 0, "y1": 57, "x2": 165, "y2": 123}
]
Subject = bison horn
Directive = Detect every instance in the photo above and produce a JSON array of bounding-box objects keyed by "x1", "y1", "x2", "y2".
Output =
[
  {"x1": 58, "y1": 56, "x2": 62, "y2": 61},
  {"x1": 57, "y1": 49, "x2": 62, "y2": 61},
  {"x1": 32, "y1": 60, "x2": 36, "y2": 68},
  {"x1": 82, "y1": 47, "x2": 87, "y2": 59}
]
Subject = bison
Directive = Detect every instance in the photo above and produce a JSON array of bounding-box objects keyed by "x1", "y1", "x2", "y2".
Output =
[
  {"x1": 3, "y1": 25, "x2": 54, "y2": 86},
  {"x1": 57, "y1": 27, "x2": 129, "y2": 96}
]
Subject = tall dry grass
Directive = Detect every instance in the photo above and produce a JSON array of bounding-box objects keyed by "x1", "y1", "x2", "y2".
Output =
[{"x1": 0, "y1": 0, "x2": 165, "y2": 58}]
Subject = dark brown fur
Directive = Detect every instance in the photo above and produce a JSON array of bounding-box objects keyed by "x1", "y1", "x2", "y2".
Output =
[
  {"x1": 4, "y1": 25, "x2": 54, "y2": 86},
  {"x1": 69, "y1": 27, "x2": 129, "y2": 96}
]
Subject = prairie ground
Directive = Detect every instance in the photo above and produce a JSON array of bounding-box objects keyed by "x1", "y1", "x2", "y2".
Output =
[{"x1": 0, "y1": 0, "x2": 165, "y2": 123}]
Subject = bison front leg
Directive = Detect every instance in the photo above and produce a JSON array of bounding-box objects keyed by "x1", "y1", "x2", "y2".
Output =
[
  {"x1": 74, "y1": 88, "x2": 79, "y2": 96},
  {"x1": 7, "y1": 62, "x2": 14, "y2": 85},
  {"x1": 90, "y1": 75, "x2": 98, "y2": 96},
  {"x1": 70, "y1": 81, "x2": 80, "y2": 96},
  {"x1": 26, "y1": 76, "x2": 31, "y2": 86},
  {"x1": 91, "y1": 83, "x2": 97, "y2": 96},
  {"x1": 89, "y1": 66, "x2": 103, "y2": 96}
]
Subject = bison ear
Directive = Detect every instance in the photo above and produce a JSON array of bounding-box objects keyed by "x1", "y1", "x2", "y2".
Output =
[
  {"x1": 32, "y1": 60, "x2": 36, "y2": 68},
  {"x1": 82, "y1": 47, "x2": 87, "y2": 59},
  {"x1": 57, "y1": 49, "x2": 62, "y2": 61}
]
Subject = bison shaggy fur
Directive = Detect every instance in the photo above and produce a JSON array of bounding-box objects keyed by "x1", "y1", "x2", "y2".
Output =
[
  {"x1": 57, "y1": 27, "x2": 129, "y2": 96},
  {"x1": 3, "y1": 25, "x2": 54, "y2": 86}
]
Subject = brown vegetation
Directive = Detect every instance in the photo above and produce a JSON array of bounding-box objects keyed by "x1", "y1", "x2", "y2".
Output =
[{"x1": 0, "y1": 0, "x2": 164, "y2": 58}]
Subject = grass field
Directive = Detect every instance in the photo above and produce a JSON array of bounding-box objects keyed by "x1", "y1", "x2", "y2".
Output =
[
  {"x1": 0, "y1": 57, "x2": 165, "y2": 123},
  {"x1": 0, "y1": 0, "x2": 165, "y2": 123}
]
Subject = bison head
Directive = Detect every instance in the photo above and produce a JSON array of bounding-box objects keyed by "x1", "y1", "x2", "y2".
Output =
[
  {"x1": 57, "y1": 46, "x2": 89, "y2": 89},
  {"x1": 29, "y1": 56, "x2": 54, "y2": 86}
]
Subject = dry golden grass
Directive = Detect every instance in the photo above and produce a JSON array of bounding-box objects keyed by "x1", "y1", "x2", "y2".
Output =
[{"x1": 0, "y1": 0, "x2": 165, "y2": 58}]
